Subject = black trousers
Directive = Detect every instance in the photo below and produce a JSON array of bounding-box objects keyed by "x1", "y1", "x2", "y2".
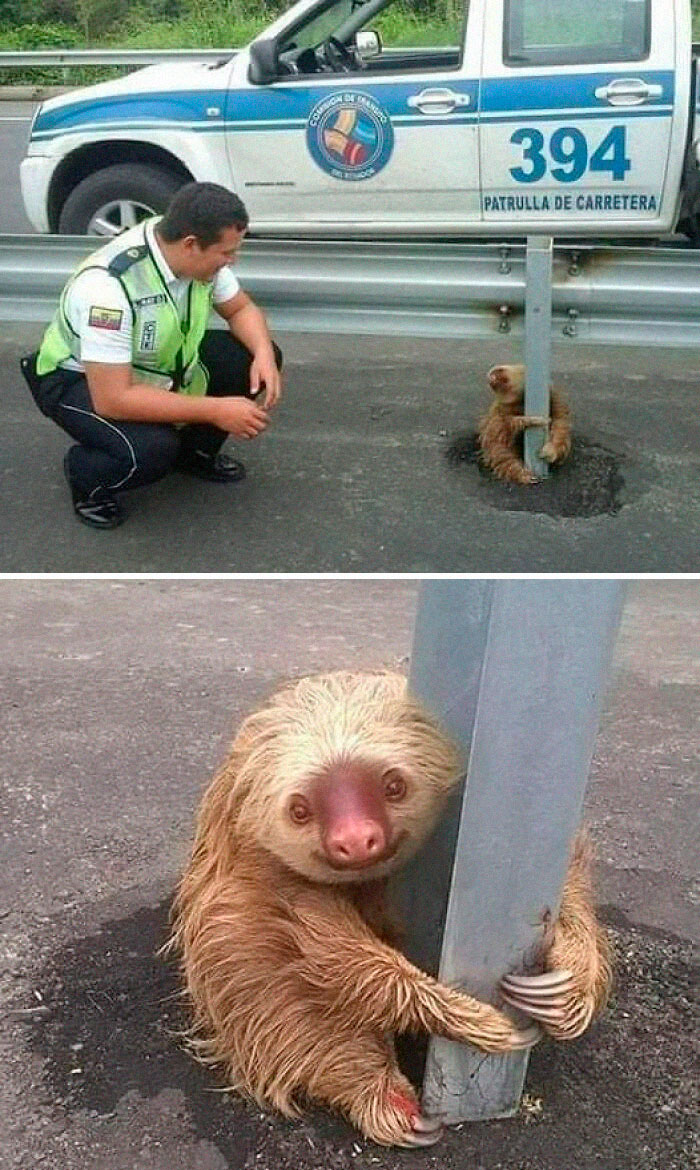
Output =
[{"x1": 24, "y1": 331, "x2": 283, "y2": 498}]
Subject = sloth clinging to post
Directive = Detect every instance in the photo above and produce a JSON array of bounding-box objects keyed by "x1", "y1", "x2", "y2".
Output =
[
  {"x1": 478, "y1": 362, "x2": 572, "y2": 485},
  {"x1": 169, "y1": 671, "x2": 611, "y2": 1148}
]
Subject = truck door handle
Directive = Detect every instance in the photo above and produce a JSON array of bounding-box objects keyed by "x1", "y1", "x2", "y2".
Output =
[
  {"x1": 407, "y1": 88, "x2": 471, "y2": 115},
  {"x1": 594, "y1": 78, "x2": 664, "y2": 105}
]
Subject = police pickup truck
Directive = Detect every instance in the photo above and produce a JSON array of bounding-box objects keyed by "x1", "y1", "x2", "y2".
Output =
[{"x1": 20, "y1": 0, "x2": 700, "y2": 242}]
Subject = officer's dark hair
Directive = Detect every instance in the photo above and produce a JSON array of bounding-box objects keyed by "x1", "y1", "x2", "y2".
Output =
[{"x1": 158, "y1": 182, "x2": 249, "y2": 247}]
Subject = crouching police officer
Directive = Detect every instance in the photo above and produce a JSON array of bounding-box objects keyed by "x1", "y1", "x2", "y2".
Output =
[{"x1": 21, "y1": 181, "x2": 282, "y2": 529}]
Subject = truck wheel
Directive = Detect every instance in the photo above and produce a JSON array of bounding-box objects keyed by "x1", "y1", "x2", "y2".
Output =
[{"x1": 58, "y1": 164, "x2": 186, "y2": 235}]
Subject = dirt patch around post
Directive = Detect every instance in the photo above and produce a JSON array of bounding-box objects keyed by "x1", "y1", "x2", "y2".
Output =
[
  {"x1": 445, "y1": 433, "x2": 634, "y2": 518},
  {"x1": 13, "y1": 902, "x2": 699, "y2": 1170}
]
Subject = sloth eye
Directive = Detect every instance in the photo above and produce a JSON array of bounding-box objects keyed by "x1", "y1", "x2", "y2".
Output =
[
  {"x1": 289, "y1": 797, "x2": 312, "y2": 824},
  {"x1": 383, "y1": 770, "x2": 407, "y2": 801}
]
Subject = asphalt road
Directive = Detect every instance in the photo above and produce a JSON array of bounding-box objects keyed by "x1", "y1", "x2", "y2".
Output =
[
  {"x1": 1, "y1": 579, "x2": 698, "y2": 1170},
  {"x1": 0, "y1": 102, "x2": 36, "y2": 232},
  {"x1": 4, "y1": 320, "x2": 700, "y2": 571}
]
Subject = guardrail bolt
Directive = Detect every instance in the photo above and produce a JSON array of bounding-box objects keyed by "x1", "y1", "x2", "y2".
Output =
[
  {"x1": 568, "y1": 251, "x2": 581, "y2": 277},
  {"x1": 498, "y1": 304, "x2": 512, "y2": 333},
  {"x1": 563, "y1": 308, "x2": 579, "y2": 336},
  {"x1": 498, "y1": 246, "x2": 511, "y2": 275}
]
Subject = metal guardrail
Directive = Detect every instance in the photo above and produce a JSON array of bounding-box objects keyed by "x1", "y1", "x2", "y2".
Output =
[
  {"x1": 0, "y1": 46, "x2": 437, "y2": 68},
  {"x1": 1, "y1": 41, "x2": 697, "y2": 69},
  {"x1": 1, "y1": 234, "x2": 700, "y2": 347},
  {"x1": 0, "y1": 49, "x2": 236, "y2": 67}
]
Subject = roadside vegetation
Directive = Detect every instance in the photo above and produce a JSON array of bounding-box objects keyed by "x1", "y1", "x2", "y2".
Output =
[
  {"x1": 0, "y1": 0, "x2": 461, "y2": 84},
  {"x1": 0, "y1": 0, "x2": 699, "y2": 85}
]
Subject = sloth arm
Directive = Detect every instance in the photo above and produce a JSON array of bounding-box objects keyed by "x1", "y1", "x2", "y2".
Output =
[
  {"x1": 288, "y1": 889, "x2": 537, "y2": 1053},
  {"x1": 509, "y1": 415, "x2": 551, "y2": 434},
  {"x1": 478, "y1": 414, "x2": 519, "y2": 467}
]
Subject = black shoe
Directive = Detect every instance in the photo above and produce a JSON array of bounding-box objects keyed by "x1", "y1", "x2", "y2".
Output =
[
  {"x1": 177, "y1": 449, "x2": 247, "y2": 483},
  {"x1": 63, "y1": 454, "x2": 125, "y2": 529}
]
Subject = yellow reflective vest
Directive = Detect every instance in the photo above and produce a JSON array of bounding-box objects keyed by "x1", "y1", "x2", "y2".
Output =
[{"x1": 37, "y1": 218, "x2": 214, "y2": 396}]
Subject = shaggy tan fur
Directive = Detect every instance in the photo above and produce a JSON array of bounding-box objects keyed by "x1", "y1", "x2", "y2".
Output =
[
  {"x1": 168, "y1": 670, "x2": 610, "y2": 1147},
  {"x1": 479, "y1": 363, "x2": 572, "y2": 485}
]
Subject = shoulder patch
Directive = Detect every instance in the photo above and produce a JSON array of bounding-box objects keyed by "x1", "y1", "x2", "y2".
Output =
[
  {"x1": 88, "y1": 305, "x2": 124, "y2": 331},
  {"x1": 108, "y1": 244, "x2": 149, "y2": 276}
]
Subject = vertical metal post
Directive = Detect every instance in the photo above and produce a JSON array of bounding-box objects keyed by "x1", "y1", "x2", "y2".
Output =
[
  {"x1": 395, "y1": 579, "x2": 625, "y2": 1122},
  {"x1": 523, "y1": 236, "x2": 553, "y2": 478},
  {"x1": 390, "y1": 581, "x2": 495, "y2": 976}
]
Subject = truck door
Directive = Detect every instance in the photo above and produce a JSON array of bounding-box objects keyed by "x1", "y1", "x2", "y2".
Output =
[
  {"x1": 226, "y1": 0, "x2": 483, "y2": 233},
  {"x1": 478, "y1": 0, "x2": 691, "y2": 235}
]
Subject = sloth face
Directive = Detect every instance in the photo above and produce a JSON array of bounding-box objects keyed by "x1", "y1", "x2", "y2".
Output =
[
  {"x1": 233, "y1": 672, "x2": 461, "y2": 884},
  {"x1": 273, "y1": 755, "x2": 440, "y2": 884}
]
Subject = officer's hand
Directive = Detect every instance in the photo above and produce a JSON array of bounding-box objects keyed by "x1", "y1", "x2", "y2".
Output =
[
  {"x1": 250, "y1": 350, "x2": 282, "y2": 409},
  {"x1": 213, "y1": 397, "x2": 269, "y2": 439}
]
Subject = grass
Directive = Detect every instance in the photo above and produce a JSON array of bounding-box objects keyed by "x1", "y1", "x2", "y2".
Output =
[{"x1": 374, "y1": 8, "x2": 462, "y2": 47}]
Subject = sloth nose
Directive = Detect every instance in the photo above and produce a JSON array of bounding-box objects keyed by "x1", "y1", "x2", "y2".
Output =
[{"x1": 326, "y1": 819, "x2": 386, "y2": 865}]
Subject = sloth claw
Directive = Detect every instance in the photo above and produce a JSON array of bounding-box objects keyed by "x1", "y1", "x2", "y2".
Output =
[
  {"x1": 384, "y1": 1089, "x2": 444, "y2": 1148},
  {"x1": 509, "y1": 1023, "x2": 542, "y2": 1049},
  {"x1": 502, "y1": 969, "x2": 575, "y2": 995},
  {"x1": 500, "y1": 970, "x2": 576, "y2": 1024},
  {"x1": 402, "y1": 1127, "x2": 443, "y2": 1147},
  {"x1": 406, "y1": 1113, "x2": 444, "y2": 1146},
  {"x1": 500, "y1": 969, "x2": 597, "y2": 1036},
  {"x1": 500, "y1": 991, "x2": 567, "y2": 1023},
  {"x1": 412, "y1": 1113, "x2": 443, "y2": 1133}
]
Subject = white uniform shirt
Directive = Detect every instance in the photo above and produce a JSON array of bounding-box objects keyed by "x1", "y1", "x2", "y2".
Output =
[{"x1": 60, "y1": 219, "x2": 240, "y2": 370}]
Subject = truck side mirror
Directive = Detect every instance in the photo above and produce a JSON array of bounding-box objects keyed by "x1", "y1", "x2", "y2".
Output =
[
  {"x1": 355, "y1": 29, "x2": 382, "y2": 59},
  {"x1": 248, "y1": 39, "x2": 281, "y2": 85}
]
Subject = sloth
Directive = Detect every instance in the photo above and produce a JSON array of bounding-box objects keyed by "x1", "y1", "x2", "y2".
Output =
[
  {"x1": 478, "y1": 363, "x2": 572, "y2": 485},
  {"x1": 168, "y1": 671, "x2": 611, "y2": 1148}
]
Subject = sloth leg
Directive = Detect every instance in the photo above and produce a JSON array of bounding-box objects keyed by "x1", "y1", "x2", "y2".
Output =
[
  {"x1": 478, "y1": 417, "x2": 538, "y2": 485},
  {"x1": 208, "y1": 991, "x2": 443, "y2": 1145},
  {"x1": 540, "y1": 389, "x2": 572, "y2": 463},
  {"x1": 307, "y1": 1028, "x2": 443, "y2": 1148},
  {"x1": 500, "y1": 830, "x2": 612, "y2": 1039}
]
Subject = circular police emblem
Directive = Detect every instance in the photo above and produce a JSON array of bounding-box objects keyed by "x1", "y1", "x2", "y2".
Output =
[{"x1": 306, "y1": 91, "x2": 394, "y2": 181}]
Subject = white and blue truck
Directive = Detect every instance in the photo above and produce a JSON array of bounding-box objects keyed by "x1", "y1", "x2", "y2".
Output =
[{"x1": 19, "y1": 0, "x2": 700, "y2": 241}]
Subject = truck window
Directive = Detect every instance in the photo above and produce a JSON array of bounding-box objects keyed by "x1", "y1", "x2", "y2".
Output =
[
  {"x1": 503, "y1": 0, "x2": 650, "y2": 67},
  {"x1": 281, "y1": 0, "x2": 360, "y2": 54},
  {"x1": 373, "y1": 0, "x2": 467, "y2": 54},
  {"x1": 279, "y1": 0, "x2": 467, "y2": 75}
]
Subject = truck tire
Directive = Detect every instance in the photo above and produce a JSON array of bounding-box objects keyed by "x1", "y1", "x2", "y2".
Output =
[{"x1": 58, "y1": 164, "x2": 186, "y2": 235}]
